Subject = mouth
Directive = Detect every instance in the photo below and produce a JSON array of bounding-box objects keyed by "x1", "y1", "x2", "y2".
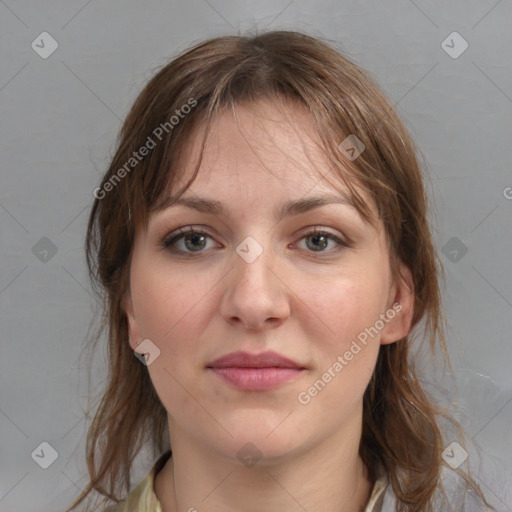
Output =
[{"x1": 206, "y1": 351, "x2": 306, "y2": 391}]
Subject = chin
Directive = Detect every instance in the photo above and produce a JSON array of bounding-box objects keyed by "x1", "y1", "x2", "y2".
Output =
[{"x1": 211, "y1": 417, "x2": 307, "y2": 465}]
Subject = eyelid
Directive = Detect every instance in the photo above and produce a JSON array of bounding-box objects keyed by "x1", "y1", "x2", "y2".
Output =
[
  {"x1": 292, "y1": 228, "x2": 351, "y2": 257},
  {"x1": 161, "y1": 225, "x2": 219, "y2": 249},
  {"x1": 295, "y1": 225, "x2": 352, "y2": 246}
]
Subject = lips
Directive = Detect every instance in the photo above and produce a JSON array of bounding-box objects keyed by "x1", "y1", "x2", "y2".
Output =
[
  {"x1": 207, "y1": 350, "x2": 304, "y2": 369},
  {"x1": 206, "y1": 351, "x2": 306, "y2": 391}
]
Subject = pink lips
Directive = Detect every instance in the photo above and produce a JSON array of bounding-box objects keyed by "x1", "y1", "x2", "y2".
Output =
[{"x1": 206, "y1": 351, "x2": 306, "y2": 391}]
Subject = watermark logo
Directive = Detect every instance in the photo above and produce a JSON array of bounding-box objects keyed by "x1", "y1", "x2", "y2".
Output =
[
  {"x1": 31, "y1": 32, "x2": 59, "y2": 59},
  {"x1": 32, "y1": 237, "x2": 58, "y2": 263},
  {"x1": 236, "y1": 236, "x2": 263, "y2": 264},
  {"x1": 339, "y1": 134, "x2": 365, "y2": 161},
  {"x1": 31, "y1": 441, "x2": 58, "y2": 469},
  {"x1": 237, "y1": 442, "x2": 262, "y2": 468},
  {"x1": 133, "y1": 338, "x2": 161, "y2": 366},
  {"x1": 442, "y1": 441, "x2": 468, "y2": 469},
  {"x1": 442, "y1": 236, "x2": 468, "y2": 263},
  {"x1": 441, "y1": 32, "x2": 468, "y2": 59}
]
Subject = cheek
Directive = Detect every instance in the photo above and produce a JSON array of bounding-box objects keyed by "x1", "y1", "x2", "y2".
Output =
[
  {"x1": 298, "y1": 281, "x2": 381, "y2": 419},
  {"x1": 131, "y1": 264, "x2": 211, "y2": 420},
  {"x1": 294, "y1": 270, "x2": 387, "y2": 403},
  {"x1": 129, "y1": 264, "x2": 215, "y2": 421},
  {"x1": 131, "y1": 260, "x2": 212, "y2": 345},
  {"x1": 298, "y1": 270, "x2": 388, "y2": 347}
]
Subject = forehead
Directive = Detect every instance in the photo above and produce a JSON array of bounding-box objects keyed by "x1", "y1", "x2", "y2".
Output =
[
  {"x1": 186, "y1": 100, "x2": 321, "y2": 181},
  {"x1": 157, "y1": 99, "x2": 378, "y2": 221}
]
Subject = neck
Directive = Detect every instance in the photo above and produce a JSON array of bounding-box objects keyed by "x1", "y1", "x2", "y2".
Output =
[{"x1": 155, "y1": 412, "x2": 373, "y2": 512}]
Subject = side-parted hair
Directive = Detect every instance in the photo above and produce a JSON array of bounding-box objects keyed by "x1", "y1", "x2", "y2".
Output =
[{"x1": 68, "y1": 30, "x2": 492, "y2": 511}]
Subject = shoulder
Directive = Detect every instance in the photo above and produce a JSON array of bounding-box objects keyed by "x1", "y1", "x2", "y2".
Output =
[
  {"x1": 102, "y1": 451, "x2": 172, "y2": 512},
  {"x1": 99, "y1": 473, "x2": 155, "y2": 512},
  {"x1": 378, "y1": 456, "x2": 509, "y2": 512},
  {"x1": 376, "y1": 468, "x2": 485, "y2": 512},
  {"x1": 103, "y1": 505, "x2": 123, "y2": 512}
]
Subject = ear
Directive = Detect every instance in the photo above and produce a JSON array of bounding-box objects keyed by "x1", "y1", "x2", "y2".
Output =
[
  {"x1": 380, "y1": 263, "x2": 415, "y2": 345},
  {"x1": 122, "y1": 293, "x2": 141, "y2": 351}
]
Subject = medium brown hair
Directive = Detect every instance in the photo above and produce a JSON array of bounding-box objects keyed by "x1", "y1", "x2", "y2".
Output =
[{"x1": 68, "y1": 30, "x2": 492, "y2": 511}]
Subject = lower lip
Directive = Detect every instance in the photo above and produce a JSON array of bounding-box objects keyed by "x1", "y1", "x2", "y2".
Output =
[{"x1": 209, "y1": 367, "x2": 304, "y2": 391}]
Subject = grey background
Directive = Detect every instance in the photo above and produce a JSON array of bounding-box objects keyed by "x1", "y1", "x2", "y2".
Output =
[{"x1": 1, "y1": 1, "x2": 511, "y2": 511}]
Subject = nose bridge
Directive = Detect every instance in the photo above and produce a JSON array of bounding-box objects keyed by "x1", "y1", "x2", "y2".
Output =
[
  {"x1": 233, "y1": 234, "x2": 275, "y2": 295},
  {"x1": 220, "y1": 234, "x2": 290, "y2": 328}
]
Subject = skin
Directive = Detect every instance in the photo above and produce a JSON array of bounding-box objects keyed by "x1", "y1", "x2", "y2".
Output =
[{"x1": 123, "y1": 99, "x2": 414, "y2": 512}]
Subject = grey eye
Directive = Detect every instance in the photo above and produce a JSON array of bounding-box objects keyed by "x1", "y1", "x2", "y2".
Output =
[
  {"x1": 305, "y1": 233, "x2": 330, "y2": 251},
  {"x1": 183, "y1": 232, "x2": 208, "y2": 252}
]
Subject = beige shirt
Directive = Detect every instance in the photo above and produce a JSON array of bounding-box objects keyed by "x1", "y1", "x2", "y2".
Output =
[{"x1": 106, "y1": 451, "x2": 389, "y2": 512}]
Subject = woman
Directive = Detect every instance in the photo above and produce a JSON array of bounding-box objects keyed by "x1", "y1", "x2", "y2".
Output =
[{"x1": 67, "y1": 30, "x2": 494, "y2": 511}]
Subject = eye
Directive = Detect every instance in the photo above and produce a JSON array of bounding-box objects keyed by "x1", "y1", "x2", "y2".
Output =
[
  {"x1": 161, "y1": 226, "x2": 219, "y2": 254},
  {"x1": 296, "y1": 229, "x2": 349, "y2": 254},
  {"x1": 161, "y1": 226, "x2": 350, "y2": 257}
]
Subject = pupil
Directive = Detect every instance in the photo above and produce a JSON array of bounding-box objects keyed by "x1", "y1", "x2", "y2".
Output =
[
  {"x1": 185, "y1": 233, "x2": 206, "y2": 251},
  {"x1": 307, "y1": 234, "x2": 327, "y2": 251}
]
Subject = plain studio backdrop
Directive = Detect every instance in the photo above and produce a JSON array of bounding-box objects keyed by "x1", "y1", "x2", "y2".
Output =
[{"x1": 0, "y1": 1, "x2": 511, "y2": 511}]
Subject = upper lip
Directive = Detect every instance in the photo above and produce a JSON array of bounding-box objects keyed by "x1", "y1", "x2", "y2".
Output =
[{"x1": 207, "y1": 351, "x2": 305, "y2": 369}]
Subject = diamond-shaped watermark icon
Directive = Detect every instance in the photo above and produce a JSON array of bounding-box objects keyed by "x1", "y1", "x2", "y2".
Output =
[
  {"x1": 441, "y1": 236, "x2": 468, "y2": 263},
  {"x1": 442, "y1": 441, "x2": 468, "y2": 469},
  {"x1": 31, "y1": 441, "x2": 58, "y2": 469},
  {"x1": 441, "y1": 32, "x2": 468, "y2": 59},
  {"x1": 237, "y1": 442, "x2": 262, "y2": 468},
  {"x1": 236, "y1": 236, "x2": 263, "y2": 264},
  {"x1": 31, "y1": 32, "x2": 59, "y2": 59},
  {"x1": 134, "y1": 338, "x2": 161, "y2": 366},
  {"x1": 338, "y1": 134, "x2": 365, "y2": 161},
  {"x1": 32, "y1": 237, "x2": 58, "y2": 263}
]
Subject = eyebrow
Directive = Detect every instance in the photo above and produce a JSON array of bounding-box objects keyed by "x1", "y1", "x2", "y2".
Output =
[{"x1": 153, "y1": 192, "x2": 359, "y2": 222}]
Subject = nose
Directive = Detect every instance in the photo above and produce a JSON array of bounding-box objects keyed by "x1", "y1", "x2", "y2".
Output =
[{"x1": 219, "y1": 241, "x2": 291, "y2": 331}]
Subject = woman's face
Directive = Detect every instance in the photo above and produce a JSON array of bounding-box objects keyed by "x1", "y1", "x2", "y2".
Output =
[{"x1": 124, "y1": 99, "x2": 414, "y2": 464}]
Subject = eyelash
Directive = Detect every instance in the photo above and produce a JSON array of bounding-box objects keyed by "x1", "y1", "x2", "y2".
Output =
[{"x1": 160, "y1": 225, "x2": 351, "y2": 257}]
